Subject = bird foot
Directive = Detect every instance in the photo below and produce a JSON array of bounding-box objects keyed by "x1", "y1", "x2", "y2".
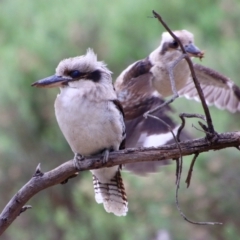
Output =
[
  {"x1": 73, "y1": 153, "x2": 85, "y2": 170},
  {"x1": 102, "y1": 149, "x2": 110, "y2": 164}
]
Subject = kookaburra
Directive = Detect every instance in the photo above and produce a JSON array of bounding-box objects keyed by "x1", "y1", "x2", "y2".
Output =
[
  {"x1": 115, "y1": 29, "x2": 240, "y2": 114},
  {"x1": 115, "y1": 29, "x2": 240, "y2": 174},
  {"x1": 32, "y1": 49, "x2": 128, "y2": 216}
]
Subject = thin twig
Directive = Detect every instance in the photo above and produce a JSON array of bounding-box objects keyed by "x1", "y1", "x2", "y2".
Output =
[
  {"x1": 147, "y1": 113, "x2": 184, "y2": 225},
  {"x1": 152, "y1": 10, "x2": 216, "y2": 137},
  {"x1": 152, "y1": 10, "x2": 222, "y2": 225},
  {"x1": 146, "y1": 113, "x2": 181, "y2": 154},
  {"x1": 177, "y1": 113, "x2": 206, "y2": 142},
  {"x1": 185, "y1": 153, "x2": 199, "y2": 188},
  {"x1": 192, "y1": 124, "x2": 207, "y2": 133},
  {"x1": 175, "y1": 157, "x2": 182, "y2": 186},
  {"x1": 147, "y1": 113, "x2": 183, "y2": 183}
]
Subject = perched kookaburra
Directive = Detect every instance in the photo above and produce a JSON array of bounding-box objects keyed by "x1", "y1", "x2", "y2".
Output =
[
  {"x1": 115, "y1": 29, "x2": 240, "y2": 174},
  {"x1": 115, "y1": 29, "x2": 240, "y2": 114},
  {"x1": 32, "y1": 49, "x2": 128, "y2": 216}
]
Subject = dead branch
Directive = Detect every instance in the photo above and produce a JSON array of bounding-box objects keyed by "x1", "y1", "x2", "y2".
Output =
[
  {"x1": 185, "y1": 153, "x2": 199, "y2": 188},
  {"x1": 0, "y1": 131, "x2": 239, "y2": 235},
  {"x1": 152, "y1": 10, "x2": 216, "y2": 136},
  {"x1": 149, "y1": 10, "x2": 221, "y2": 225}
]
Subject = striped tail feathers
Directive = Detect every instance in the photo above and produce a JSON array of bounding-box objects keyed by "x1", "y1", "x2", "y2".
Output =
[{"x1": 92, "y1": 168, "x2": 128, "y2": 216}]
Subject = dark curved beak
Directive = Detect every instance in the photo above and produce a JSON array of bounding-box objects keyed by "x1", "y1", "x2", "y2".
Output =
[
  {"x1": 184, "y1": 43, "x2": 204, "y2": 59},
  {"x1": 31, "y1": 75, "x2": 72, "y2": 88}
]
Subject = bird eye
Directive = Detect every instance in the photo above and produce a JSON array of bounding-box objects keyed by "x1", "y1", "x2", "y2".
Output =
[
  {"x1": 69, "y1": 70, "x2": 81, "y2": 78},
  {"x1": 170, "y1": 40, "x2": 179, "y2": 48}
]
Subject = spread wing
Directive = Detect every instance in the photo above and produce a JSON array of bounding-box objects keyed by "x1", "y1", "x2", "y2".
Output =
[
  {"x1": 115, "y1": 58, "x2": 190, "y2": 175},
  {"x1": 178, "y1": 63, "x2": 240, "y2": 113}
]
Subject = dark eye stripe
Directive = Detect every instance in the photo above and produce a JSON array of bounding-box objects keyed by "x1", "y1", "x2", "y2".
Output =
[
  {"x1": 169, "y1": 40, "x2": 179, "y2": 49},
  {"x1": 68, "y1": 69, "x2": 101, "y2": 82},
  {"x1": 88, "y1": 70, "x2": 101, "y2": 82}
]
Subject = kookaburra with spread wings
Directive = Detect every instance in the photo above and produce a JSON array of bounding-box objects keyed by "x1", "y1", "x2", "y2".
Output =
[
  {"x1": 32, "y1": 49, "x2": 128, "y2": 216},
  {"x1": 115, "y1": 29, "x2": 240, "y2": 113},
  {"x1": 115, "y1": 29, "x2": 240, "y2": 173}
]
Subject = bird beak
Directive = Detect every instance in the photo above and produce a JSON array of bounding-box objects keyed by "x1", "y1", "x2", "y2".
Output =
[
  {"x1": 31, "y1": 75, "x2": 72, "y2": 88},
  {"x1": 184, "y1": 43, "x2": 204, "y2": 59}
]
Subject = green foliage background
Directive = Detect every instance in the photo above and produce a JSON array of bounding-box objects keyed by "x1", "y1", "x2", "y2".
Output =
[{"x1": 0, "y1": 0, "x2": 240, "y2": 239}]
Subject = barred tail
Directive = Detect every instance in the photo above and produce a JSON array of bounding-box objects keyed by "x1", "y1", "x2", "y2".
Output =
[{"x1": 92, "y1": 168, "x2": 128, "y2": 216}]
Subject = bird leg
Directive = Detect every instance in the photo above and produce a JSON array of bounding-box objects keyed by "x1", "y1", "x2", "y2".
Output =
[
  {"x1": 144, "y1": 54, "x2": 187, "y2": 118},
  {"x1": 73, "y1": 153, "x2": 85, "y2": 170}
]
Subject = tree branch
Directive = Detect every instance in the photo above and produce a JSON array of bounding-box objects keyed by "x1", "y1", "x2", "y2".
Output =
[
  {"x1": 0, "y1": 131, "x2": 240, "y2": 235},
  {"x1": 152, "y1": 10, "x2": 216, "y2": 137}
]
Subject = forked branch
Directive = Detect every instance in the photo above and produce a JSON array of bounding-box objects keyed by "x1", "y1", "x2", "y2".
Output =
[{"x1": 0, "y1": 131, "x2": 240, "y2": 235}]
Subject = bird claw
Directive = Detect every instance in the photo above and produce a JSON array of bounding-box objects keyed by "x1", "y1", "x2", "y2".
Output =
[
  {"x1": 102, "y1": 149, "x2": 110, "y2": 164},
  {"x1": 73, "y1": 153, "x2": 85, "y2": 170},
  {"x1": 143, "y1": 111, "x2": 149, "y2": 119}
]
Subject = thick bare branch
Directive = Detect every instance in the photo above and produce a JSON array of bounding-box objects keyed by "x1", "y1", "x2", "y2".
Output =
[{"x1": 0, "y1": 131, "x2": 240, "y2": 235}]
